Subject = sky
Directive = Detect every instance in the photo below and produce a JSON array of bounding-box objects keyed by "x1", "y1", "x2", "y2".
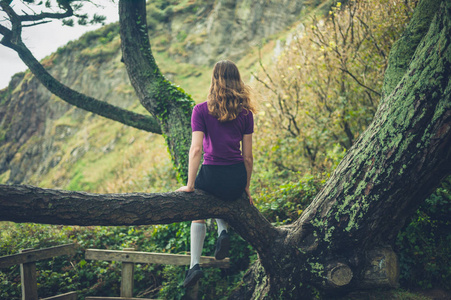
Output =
[{"x1": 0, "y1": 0, "x2": 119, "y2": 89}]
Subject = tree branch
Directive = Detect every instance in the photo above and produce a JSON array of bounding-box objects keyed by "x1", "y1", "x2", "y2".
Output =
[
  {"x1": 0, "y1": 0, "x2": 22, "y2": 40},
  {"x1": 339, "y1": 67, "x2": 382, "y2": 96},
  {"x1": 4, "y1": 38, "x2": 162, "y2": 133},
  {"x1": 18, "y1": 6, "x2": 73, "y2": 22},
  {"x1": 22, "y1": 20, "x2": 52, "y2": 27},
  {"x1": 119, "y1": 0, "x2": 193, "y2": 181},
  {"x1": 0, "y1": 23, "x2": 10, "y2": 37},
  {"x1": 0, "y1": 0, "x2": 162, "y2": 134},
  {"x1": 0, "y1": 184, "x2": 280, "y2": 256}
]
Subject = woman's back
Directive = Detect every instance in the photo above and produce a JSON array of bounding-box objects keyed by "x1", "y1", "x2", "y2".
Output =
[{"x1": 191, "y1": 101, "x2": 253, "y2": 165}]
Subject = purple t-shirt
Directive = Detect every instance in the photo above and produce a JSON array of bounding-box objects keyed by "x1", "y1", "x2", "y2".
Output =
[{"x1": 191, "y1": 101, "x2": 254, "y2": 165}]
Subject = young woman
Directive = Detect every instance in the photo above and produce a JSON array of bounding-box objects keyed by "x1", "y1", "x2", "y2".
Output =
[{"x1": 176, "y1": 60, "x2": 256, "y2": 288}]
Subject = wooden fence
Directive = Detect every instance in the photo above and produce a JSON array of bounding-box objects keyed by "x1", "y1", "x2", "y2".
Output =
[
  {"x1": 0, "y1": 243, "x2": 77, "y2": 300},
  {"x1": 0, "y1": 244, "x2": 230, "y2": 300},
  {"x1": 84, "y1": 248, "x2": 230, "y2": 300}
]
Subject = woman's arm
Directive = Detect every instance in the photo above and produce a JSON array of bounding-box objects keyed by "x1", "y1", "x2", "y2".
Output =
[
  {"x1": 176, "y1": 131, "x2": 204, "y2": 192},
  {"x1": 242, "y1": 133, "x2": 254, "y2": 205}
]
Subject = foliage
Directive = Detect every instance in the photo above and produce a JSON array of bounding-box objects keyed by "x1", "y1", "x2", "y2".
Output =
[
  {"x1": 0, "y1": 219, "x2": 254, "y2": 299},
  {"x1": 57, "y1": 23, "x2": 120, "y2": 56},
  {"x1": 255, "y1": 174, "x2": 326, "y2": 225},
  {"x1": 150, "y1": 221, "x2": 255, "y2": 299},
  {"x1": 396, "y1": 176, "x2": 451, "y2": 290},
  {"x1": 253, "y1": 0, "x2": 416, "y2": 175},
  {"x1": 0, "y1": 224, "x2": 161, "y2": 299}
]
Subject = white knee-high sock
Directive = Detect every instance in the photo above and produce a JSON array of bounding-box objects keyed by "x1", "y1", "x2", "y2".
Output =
[
  {"x1": 215, "y1": 219, "x2": 228, "y2": 236},
  {"x1": 190, "y1": 222, "x2": 206, "y2": 268}
]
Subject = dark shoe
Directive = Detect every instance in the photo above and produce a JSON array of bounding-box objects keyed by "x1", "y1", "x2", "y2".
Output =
[
  {"x1": 214, "y1": 230, "x2": 230, "y2": 260},
  {"x1": 183, "y1": 264, "x2": 203, "y2": 288}
]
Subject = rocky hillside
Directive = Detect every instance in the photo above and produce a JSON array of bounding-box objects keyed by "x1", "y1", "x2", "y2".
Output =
[
  {"x1": 0, "y1": 0, "x2": 320, "y2": 189},
  {"x1": 147, "y1": 0, "x2": 304, "y2": 65}
]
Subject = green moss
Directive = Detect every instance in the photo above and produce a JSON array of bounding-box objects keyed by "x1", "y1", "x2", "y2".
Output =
[
  {"x1": 307, "y1": 258, "x2": 325, "y2": 278},
  {"x1": 176, "y1": 30, "x2": 187, "y2": 42},
  {"x1": 382, "y1": 0, "x2": 442, "y2": 97}
]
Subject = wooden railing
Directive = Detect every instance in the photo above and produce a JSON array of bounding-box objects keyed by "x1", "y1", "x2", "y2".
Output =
[
  {"x1": 0, "y1": 244, "x2": 230, "y2": 300},
  {"x1": 85, "y1": 248, "x2": 230, "y2": 300},
  {"x1": 0, "y1": 243, "x2": 77, "y2": 300}
]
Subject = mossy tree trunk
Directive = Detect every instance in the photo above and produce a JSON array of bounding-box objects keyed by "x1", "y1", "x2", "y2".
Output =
[
  {"x1": 118, "y1": 0, "x2": 193, "y2": 182},
  {"x1": 0, "y1": 0, "x2": 450, "y2": 298},
  {"x1": 233, "y1": 0, "x2": 451, "y2": 297}
]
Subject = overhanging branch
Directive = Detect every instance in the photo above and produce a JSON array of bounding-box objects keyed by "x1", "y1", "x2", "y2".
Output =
[
  {"x1": 0, "y1": 0, "x2": 162, "y2": 134},
  {"x1": 22, "y1": 20, "x2": 52, "y2": 27},
  {"x1": 0, "y1": 35, "x2": 162, "y2": 134}
]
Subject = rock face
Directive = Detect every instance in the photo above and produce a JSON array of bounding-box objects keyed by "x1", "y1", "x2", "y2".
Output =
[
  {"x1": 0, "y1": 44, "x2": 135, "y2": 184},
  {"x1": 0, "y1": 0, "x2": 305, "y2": 185},
  {"x1": 163, "y1": 0, "x2": 304, "y2": 65}
]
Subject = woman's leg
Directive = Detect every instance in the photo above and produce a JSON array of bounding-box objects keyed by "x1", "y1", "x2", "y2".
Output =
[
  {"x1": 215, "y1": 219, "x2": 228, "y2": 235},
  {"x1": 190, "y1": 220, "x2": 206, "y2": 268},
  {"x1": 214, "y1": 219, "x2": 230, "y2": 260}
]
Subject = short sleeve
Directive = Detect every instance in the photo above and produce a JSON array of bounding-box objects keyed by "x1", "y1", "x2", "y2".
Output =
[
  {"x1": 191, "y1": 104, "x2": 206, "y2": 132},
  {"x1": 244, "y1": 111, "x2": 254, "y2": 134}
]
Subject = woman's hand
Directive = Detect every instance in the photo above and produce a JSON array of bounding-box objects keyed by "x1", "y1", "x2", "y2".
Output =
[
  {"x1": 245, "y1": 187, "x2": 253, "y2": 205},
  {"x1": 176, "y1": 186, "x2": 194, "y2": 193}
]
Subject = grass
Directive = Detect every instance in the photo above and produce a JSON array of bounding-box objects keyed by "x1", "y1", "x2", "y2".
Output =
[
  {"x1": 153, "y1": 50, "x2": 211, "y2": 103},
  {"x1": 37, "y1": 104, "x2": 178, "y2": 193}
]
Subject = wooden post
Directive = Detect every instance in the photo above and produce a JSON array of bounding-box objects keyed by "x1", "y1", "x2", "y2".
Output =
[
  {"x1": 120, "y1": 248, "x2": 135, "y2": 298},
  {"x1": 20, "y1": 248, "x2": 38, "y2": 300}
]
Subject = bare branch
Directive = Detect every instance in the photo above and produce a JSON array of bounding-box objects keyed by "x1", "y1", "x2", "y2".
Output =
[
  {"x1": 339, "y1": 67, "x2": 382, "y2": 96},
  {"x1": 2, "y1": 38, "x2": 162, "y2": 133},
  {"x1": 18, "y1": 2, "x2": 73, "y2": 22},
  {"x1": 257, "y1": 47, "x2": 279, "y2": 90},
  {"x1": 251, "y1": 72, "x2": 278, "y2": 96},
  {"x1": 22, "y1": 20, "x2": 52, "y2": 27},
  {"x1": 0, "y1": 0, "x2": 22, "y2": 38}
]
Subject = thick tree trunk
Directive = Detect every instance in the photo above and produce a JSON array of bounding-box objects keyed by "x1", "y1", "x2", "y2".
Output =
[
  {"x1": 118, "y1": 0, "x2": 194, "y2": 182},
  {"x1": 0, "y1": 0, "x2": 450, "y2": 299},
  {"x1": 237, "y1": 0, "x2": 451, "y2": 297}
]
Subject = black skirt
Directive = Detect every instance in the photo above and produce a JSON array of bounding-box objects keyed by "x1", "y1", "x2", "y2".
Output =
[{"x1": 194, "y1": 162, "x2": 247, "y2": 201}]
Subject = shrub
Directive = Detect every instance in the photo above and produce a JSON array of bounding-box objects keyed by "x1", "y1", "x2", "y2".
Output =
[{"x1": 396, "y1": 176, "x2": 451, "y2": 290}]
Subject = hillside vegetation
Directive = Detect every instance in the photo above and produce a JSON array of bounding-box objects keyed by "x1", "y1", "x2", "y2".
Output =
[{"x1": 0, "y1": 0, "x2": 449, "y2": 299}]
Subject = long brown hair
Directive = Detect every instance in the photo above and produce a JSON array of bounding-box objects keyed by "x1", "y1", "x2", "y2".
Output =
[{"x1": 207, "y1": 60, "x2": 256, "y2": 122}]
